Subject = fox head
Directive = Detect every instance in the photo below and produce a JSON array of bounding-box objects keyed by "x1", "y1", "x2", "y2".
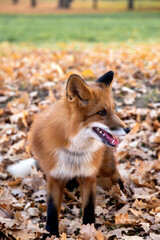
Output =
[{"x1": 65, "y1": 71, "x2": 130, "y2": 148}]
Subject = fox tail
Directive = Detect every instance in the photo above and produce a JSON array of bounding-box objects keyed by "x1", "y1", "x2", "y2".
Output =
[{"x1": 7, "y1": 158, "x2": 37, "y2": 178}]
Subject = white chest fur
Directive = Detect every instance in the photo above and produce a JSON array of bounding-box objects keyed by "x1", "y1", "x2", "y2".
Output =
[{"x1": 50, "y1": 127, "x2": 103, "y2": 179}]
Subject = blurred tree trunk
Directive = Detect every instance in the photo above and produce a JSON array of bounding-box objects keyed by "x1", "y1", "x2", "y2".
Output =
[
  {"x1": 12, "y1": 0, "x2": 19, "y2": 4},
  {"x1": 31, "y1": 0, "x2": 37, "y2": 7},
  {"x1": 58, "y1": 0, "x2": 63, "y2": 8},
  {"x1": 93, "y1": 0, "x2": 98, "y2": 9},
  {"x1": 128, "y1": 0, "x2": 134, "y2": 9},
  {"x1": 58, "y1": 0, "x2": 72, "y2": 8}
]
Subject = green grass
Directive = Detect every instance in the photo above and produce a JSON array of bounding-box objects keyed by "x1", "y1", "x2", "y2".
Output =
[{"x1": 0, "y1": 12, "x2": 159, "y2": 45}]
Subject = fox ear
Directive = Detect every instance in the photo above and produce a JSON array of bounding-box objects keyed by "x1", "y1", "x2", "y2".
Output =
[
  {"x1": 66, "y1": 74, "x2": 91, "y2": 103},
  {"x1": 96, "y1": 71, "x2": 114, "y2": 87}
]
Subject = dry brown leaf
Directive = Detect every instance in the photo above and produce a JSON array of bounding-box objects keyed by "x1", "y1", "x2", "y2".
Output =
[
  {"x1": 82, "y1": 69, "x2": 95, "y2": 79},
  {"x1": 0, "y1": 216, "x2": 21, "y2": 230},
  {"x1": 60, "y1": 233, "x2": 68, "y2": 240},
  {"x1": 0, "y1": 108, "x2": 4, "y2": 116},
  {"x1": 8, "y1": 178, "x2": 21, "y2": 186},
  {"x1": 27, "y1": 207, "x2": 39, "y2": 217},
  {"x1": 8, "y1": 139, "x2": 25, "y2": 155},
  {"x1": 140, "y1": 222, "x2": 150, "y2": 233},
  {"x1": 129, "y1": 208, "x2": 143, "y2": 217},
  {"x1": 150, "y1": 232, "x2": 160, "y2": 240},
  {"x1": 133, "y1": 187, "x2": 160, "y2": 200},
  {"x1": 7, "y1": 230, "x2": 36, "y2": 240},
  {"x1": 107, "y1": 227, "x2": 133, "y2": 239},
  {"x1": 133, "y1": 199, "x2": 147, "y2": 210},
  {"x1": 108, "y1": 185, "x2": 127, "y2": 203},
  {"x1": 95, "y1": 206, "x2": 109, "y2": 217},
  {"x1": 115, "y1": 213, "x2": 130, "y2": 225},
  {"x1": 67, "y1": 219, "x2": 81, "y2": 235},
  {"x1": 121, "y1": 236, "x2": 144, "y2": 240},
  {"x1": 80, "y1": 224, "x2": 105, "y2": 240}
]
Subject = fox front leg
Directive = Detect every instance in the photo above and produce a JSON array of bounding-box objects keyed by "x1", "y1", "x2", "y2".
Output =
[
  {"x1": 78, "y1": 176, "x2": 96, "y2": 225},
  {"x1": 45, "y1": 178, "x2": 65, "y2": 237}
]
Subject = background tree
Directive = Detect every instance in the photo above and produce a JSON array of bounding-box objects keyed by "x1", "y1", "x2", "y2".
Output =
[
  {"x1": 58, "y1": 0, "x2": 73, "y2": 8},
  {"x1": 128, "y1": 0, "x2": 134, "y2": 9},
  {"x1": 93, "y1": 0, "x2": 98, "y2": 9},
  {"x1": 12, "y1": 0, "x2": 19, "y2": 4},
  {"x1": 31, "y1": 0, "x2": 37, "y2": 7}
]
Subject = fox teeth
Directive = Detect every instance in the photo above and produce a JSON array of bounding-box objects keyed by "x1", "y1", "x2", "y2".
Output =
[
  {"x1": 112, "y1": 140, "x2": 115, "y2": 144},
  {"x1": 102, "y1": 133, "x2": 105, "y2": 137},
  {"x1": 99, "y1": 130, "x2": 103, "y2": 134}
]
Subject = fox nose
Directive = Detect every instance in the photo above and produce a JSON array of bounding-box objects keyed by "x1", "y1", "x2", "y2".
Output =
[{"x1": 124, "y1": 127, "x2": 131, "y2": 134}]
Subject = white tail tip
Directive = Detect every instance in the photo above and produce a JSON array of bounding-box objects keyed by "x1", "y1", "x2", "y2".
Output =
[{"x1": 7, "y1": 158, "x2": 36, "y2": 178}]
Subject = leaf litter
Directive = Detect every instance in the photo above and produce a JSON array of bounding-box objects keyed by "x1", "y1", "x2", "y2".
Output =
[{"x1": 0, "y1": 43, "x2": 160, "y2": 239}]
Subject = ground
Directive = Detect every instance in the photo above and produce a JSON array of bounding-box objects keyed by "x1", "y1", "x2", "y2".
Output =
[{"x1": 0, "y1": 42, "x2": 160, "y2": 239}]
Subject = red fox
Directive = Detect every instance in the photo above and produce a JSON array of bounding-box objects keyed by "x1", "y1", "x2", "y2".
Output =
[{"x1": 28, "y1": 71, "x2": 130, "y2": 237}]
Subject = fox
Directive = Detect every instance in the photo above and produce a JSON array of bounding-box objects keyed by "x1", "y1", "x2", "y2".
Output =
[{"x1": 27, "y1": 71, "x2": 131, "y2": 237}]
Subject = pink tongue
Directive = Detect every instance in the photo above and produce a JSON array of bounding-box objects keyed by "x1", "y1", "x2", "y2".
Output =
[
  {"x1": 103, "y1": 130, "x2": 119, "y2": 146},
  {"x1": 114, "y1": 138, "x2": 119, "y2": 145}
]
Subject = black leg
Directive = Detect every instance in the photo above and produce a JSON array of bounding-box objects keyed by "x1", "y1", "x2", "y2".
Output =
[
  {"x1": 117, "y1": 178, "x2": 124, "y2": 191},
  {"x1": 83, "y1": 192, "x2": 95, "y2": 224},
  {"x1": 46, "y1": 195, "x2": 59, "y2": 237}
]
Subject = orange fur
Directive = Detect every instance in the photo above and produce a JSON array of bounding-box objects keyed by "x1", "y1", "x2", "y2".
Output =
[{"x1": 29, "y1": 72, "x2": 130, "y2": 236}]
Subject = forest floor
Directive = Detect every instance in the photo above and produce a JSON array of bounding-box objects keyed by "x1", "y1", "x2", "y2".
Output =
[{"x1": 0, "y1": 42, "x2": 160, "y2": 239}]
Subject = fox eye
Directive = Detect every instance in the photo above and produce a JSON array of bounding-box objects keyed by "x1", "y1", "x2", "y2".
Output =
[{"x1": 97, "y1": 110, "x2": 106, "y2": 116}]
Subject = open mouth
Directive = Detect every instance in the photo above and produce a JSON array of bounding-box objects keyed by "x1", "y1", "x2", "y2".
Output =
[{"x1": 93, "y1": 127, "x2": 119, "y2": 147}]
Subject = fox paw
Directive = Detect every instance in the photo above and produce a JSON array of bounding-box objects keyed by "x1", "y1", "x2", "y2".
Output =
[
  {"x1": 117, "y1": 178, "x2": 124, "y2": 190},
  {"x1": 42, "y1": 232, "x2": 59, "y2": 240}
]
